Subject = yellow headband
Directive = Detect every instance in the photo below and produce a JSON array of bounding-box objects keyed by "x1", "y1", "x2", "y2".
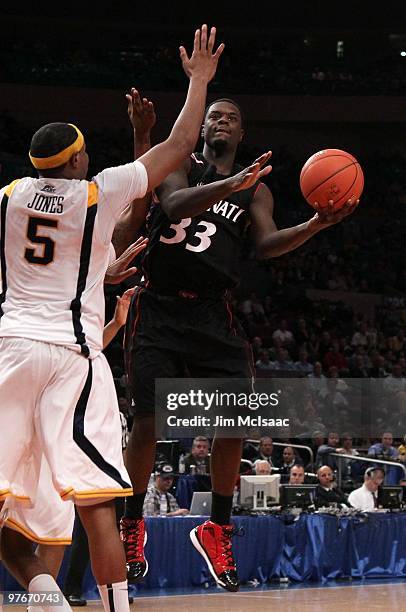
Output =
[{"x1": 29, "y1": 124, "x2": 84, "y2": 169}]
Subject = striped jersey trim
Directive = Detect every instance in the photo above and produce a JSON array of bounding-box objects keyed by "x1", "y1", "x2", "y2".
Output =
[
  {"x1": 5, "y1": 517, "x2": 72, "y2": 546},
  {"x1": 60, "y1": 487, "x2": 133, "y2": 500},
  {"x1": 72, "y1": 361, "x2": 132, "y2": 490},
  {"x1": 4, "y1": 179, "x2": 21, "y2": 197},
  {"x1": 0, "y1": 180, "x2": 19, "y2": 315},
  {"x1": 87, "y1": 181, "x2": 98, "y2": 207},
  {"x1": 0, "y1": 489, "x2": 31, "y2": 504},
  {"x1": 70, "y1": 203, "x2": 97, "y2": 356}
]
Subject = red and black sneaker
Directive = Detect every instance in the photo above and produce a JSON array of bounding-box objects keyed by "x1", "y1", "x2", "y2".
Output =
[
  {"x1": 190, "y1": 520, "x2": 240, "y2": 592},
  {"x1": 119, "y1": 517, "x2": 148, "y2": 583}
]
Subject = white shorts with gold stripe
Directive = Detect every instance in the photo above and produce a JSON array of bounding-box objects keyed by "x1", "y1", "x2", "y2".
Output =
[
  {"x1": 0, "y1": 338, "x2": 132, "y2": 544},
  {"x1": 3, "y1": 457, "x2": 74, "y2": 545}
]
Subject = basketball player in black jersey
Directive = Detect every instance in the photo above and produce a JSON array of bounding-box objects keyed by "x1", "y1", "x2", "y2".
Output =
[{"x1": 117, "y1": 98, "x2": 357, "y2": 592}]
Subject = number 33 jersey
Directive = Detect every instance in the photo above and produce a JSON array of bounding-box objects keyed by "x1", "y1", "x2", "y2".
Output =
[
  {"x1": 143, "y1": 153, "x2": 259, "y2": 294},
  {"x1": 0, "y1": 163, "x2": 148, "y2": 357}
]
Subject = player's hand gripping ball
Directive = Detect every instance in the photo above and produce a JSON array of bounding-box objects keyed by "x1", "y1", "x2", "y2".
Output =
[{"x1": 300, "y1": 148, "x2": 364, "y2": 211}]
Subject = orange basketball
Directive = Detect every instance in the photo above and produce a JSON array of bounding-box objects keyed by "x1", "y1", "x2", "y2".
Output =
[{"x1": 300, "y1": 148, "x2": 364, "y2": 210}]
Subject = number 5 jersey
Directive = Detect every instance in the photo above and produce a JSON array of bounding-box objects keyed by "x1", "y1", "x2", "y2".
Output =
[{"x1": 0, "y1": 162, "x2": 148, "y2": 357}]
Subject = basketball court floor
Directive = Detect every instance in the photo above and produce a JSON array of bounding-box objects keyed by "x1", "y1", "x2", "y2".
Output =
[{"x1": 7, "y1": 579, "x2": 405, "y2": 611}]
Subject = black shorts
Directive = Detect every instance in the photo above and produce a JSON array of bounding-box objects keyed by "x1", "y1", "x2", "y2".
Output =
[{"x1": 125, "y1": 288, "x2": 254, "y2": 415}]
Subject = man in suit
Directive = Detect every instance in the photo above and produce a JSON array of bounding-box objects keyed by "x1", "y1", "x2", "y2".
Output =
[{"x1": 314, "y1": 465, "x2": 349, "y2": 507}]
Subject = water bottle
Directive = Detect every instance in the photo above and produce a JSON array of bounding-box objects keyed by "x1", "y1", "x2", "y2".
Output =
[{"x1": 178, "y1": 453, "x2": 185, "y2": 474}]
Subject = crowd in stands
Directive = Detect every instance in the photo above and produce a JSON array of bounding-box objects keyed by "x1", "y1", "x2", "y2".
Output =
[
  {"x1": 1, "y1": 33, "x2": 406, "y2": 95},
  {"x1": 143, "y1": 433, "x2": 406, "y2": 517}
]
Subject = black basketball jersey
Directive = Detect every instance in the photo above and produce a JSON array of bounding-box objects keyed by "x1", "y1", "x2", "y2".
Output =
[{"x1": 142, "y1": 152, "x2": 258, "y2": 294}]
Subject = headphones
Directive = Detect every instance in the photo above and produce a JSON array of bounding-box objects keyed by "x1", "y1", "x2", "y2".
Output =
[{"x1": 365, "y1": 466, "x2": 385, "y2": 477}]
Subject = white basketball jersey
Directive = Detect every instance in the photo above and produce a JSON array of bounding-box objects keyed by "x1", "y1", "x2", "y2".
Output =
[{"x1": 0, "y1": 161, "x2": 148, "y2": 357}]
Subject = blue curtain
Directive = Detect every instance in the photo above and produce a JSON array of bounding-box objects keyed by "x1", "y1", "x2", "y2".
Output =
[{"x1": 1, "y1": 513, "x2": 405, "y2": 592}]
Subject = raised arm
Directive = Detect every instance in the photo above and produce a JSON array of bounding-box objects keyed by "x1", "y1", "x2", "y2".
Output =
[
  {"x1": 127, "y1": 87, "x2": 156, "y2": 160},
  {"x1": 112, "y1": 90, "x2": 156, "y2": 256},
  {"x1": 250, "y1": 185, "x2": 359, "y2": 259},
  {"x1": 157, "y1": 152, "x2": 272, "y2": 221},
  {"x1": 138, "y1": 24, "x2": 224, "y2": 191},
  {"x1": 95, "y1": 26, "x2": 224, "y2": 250}
]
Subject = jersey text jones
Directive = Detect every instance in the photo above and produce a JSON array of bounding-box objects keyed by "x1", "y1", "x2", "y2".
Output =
[{"x1": 27, "y1": 193, "x2": 64, "y2": 214}]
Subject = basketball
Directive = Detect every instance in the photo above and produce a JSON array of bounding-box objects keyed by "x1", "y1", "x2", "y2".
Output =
[{"x1": 300, "y1": 148, "x2": 364, "y2": 210}]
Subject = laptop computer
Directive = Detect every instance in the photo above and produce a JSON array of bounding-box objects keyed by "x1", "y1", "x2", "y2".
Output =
[{"x1": 189, "y1": 492, "x2": 212, "y2": 515}]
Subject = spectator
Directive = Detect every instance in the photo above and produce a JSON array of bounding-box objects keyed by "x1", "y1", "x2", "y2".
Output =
[
  {"x1": 278, "y1": 446, "x2": 303, "y2": 482},
  {"x1": 350, "y1": 346, "x2": 371, "y2": 371},
  {"x1": 368, "y1": 432, "x2": 399, "y2": 484},
  {"x1": 314, "y1": 466, "x2": 349, "y2": 507},
  {"x1": 338, "y1": 336, "x2": 353, "y2": 359},
  {"x1": 239, "y1": 293, "x2": 255, "y2": 316},
  {"x1": 316, "y1": 431, "x2": 341, "y2": 469},
  {"x1": 310, "y1": 430, "x2": 326, "y2": 460},
  {"x1": 335, "y1": 433, "x2": 362, "y2": 483},
  {"x1": 294, "y1": 349, "x2": 314, "y2": 375},
  {"x1": 398, "y1": 435, "x2": 406, "y2": 456},
  {"x1": 183, "y1": 436, "x2": 211, "y2": 475},
  {"x1": 143, "y1": 464, "x2": 189, "y2": 517},
  {"x1": 398, "y1": 448, "x2": 406, "y2": 466},
  {"x1": 324, "y1": 341, "x2": 348, "y2": 374},
  {"x1": 300, "y1": 401, "x2": 326, "y2": 437},
  {"x1": 286, "y1": 407, "x2": 305, "y2": 431},
  {"x1": 253, "y1": 459, "x2": 272, "y2": 475},
  {"x1": 272, "y1": 319, "x2": 294, "y2": 346},
  {"x1": 368, "y1": 352, "x2": 388, "y2": 378},
  {"x1": 327, "y1": 365, "x2": 350, "y2": 393},
  {"x1": 351, "y1": 322, "x2": 369, "y2": 347},
  {"x1": 256, "y1": 349, "x2": 274, "y2": 371},
  {"x1": 250, "y1": 436, "x2": 276, "y2": 467},
  {"x1": 389, "y1": 328, "x2": 406, "y2": 355},
  {"x1": 271, "y1": 347, "x2": 295, "y2": 371},
  {"x1": 350, "y1": 354, "x2": 370, "y2": 378},
  {"x1": 348, "y1": 467, "x2": 385, "y2": 511},
  {"x1": 321, "y1": 375, "x2": 349, "y2": 411},
  {"x1": 336, "y1": 433, "x2": 360, "y2": 459},
  {"x1": 365, "y1": 321, "x2": 378, "y2": 348},
  {"x1": 368, "y1": 432, "x2": 398, "y2": 461},
  {"x1": 289, "y1": 464, "x2": 306, "y2": 485},
  {"x1": 307, "y1": 362, "x2": 328, "y2": 396},
  {"x1": 383, "y1": 364, "x2": 406, "y2": 395}
]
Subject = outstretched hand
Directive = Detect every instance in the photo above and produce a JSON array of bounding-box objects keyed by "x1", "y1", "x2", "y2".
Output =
[
  {"x1": 126, "y1": 88, "x2": 156, "y2": 135},
  {"x1": 104, "y1": 236, "x2": 148, "y2": 285},
  {"x1": 227, "y1": 151, "x2": 273, "y2": 193},
  {"x1": 179, "y1": 24, "x2": 225, "y2": 83},
  {"x1": 112, "y1": 287, "x2": 137, "y2": 328},
  {"x1": 310, "y1": 198, "x2": 359, "y2": 228}
]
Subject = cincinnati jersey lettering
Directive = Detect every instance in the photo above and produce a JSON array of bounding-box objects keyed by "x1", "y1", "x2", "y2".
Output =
[{"x1": 143, "y1": 152, "x2": 258, "y2": 293}]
